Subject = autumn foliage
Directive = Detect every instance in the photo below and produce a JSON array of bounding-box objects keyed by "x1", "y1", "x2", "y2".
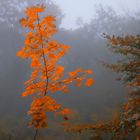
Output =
[
  {"x1": 105, "y1": 34, "x2": 140, "y2": 139},
  {"x1": 17, "y1": 5, "x2": 93, "y2": 130},
  {"x1": 65, "y1": 34, "x2": 140, "y2": 140}
]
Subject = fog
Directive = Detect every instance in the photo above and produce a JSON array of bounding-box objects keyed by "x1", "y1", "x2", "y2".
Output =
[
  {"x1": 0, "y1": 0, "x2": 139, "y2": 139},
  {"x1": 54, "y1": 0, "x2": 140, "y2": 29}
]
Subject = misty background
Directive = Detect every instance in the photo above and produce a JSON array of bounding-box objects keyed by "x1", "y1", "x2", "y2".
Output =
[{"x1": 0, "y1": 0, "x2": 140, "y2": 139}]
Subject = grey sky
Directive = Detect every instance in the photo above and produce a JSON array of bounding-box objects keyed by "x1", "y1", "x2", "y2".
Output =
[{"x1": 53, "y1": 0, "x2": 140, "y2": 29}]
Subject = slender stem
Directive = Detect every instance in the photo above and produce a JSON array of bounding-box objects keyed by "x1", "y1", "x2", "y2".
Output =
[
  {"x1": 32, "y1": 13, "x2": 50, "y2": 140},
  {"x1": 36, "y1": 14, "x2": 49, "y2": 96},
  {"x1": 33, "y1": 129, "x2": 38, "y2": 140}
]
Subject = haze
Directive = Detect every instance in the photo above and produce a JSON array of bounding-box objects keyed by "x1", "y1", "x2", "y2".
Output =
[
  {"x1": 53, "y1": 0, "x2": 140, "y2": 29},
  {"x1": 0, "y1": 0, "x2": 140, "y2": 139}
]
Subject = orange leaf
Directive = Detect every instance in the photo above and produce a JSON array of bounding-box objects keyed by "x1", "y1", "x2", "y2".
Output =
[
  {"x1": 85, "y1": 78, "x2": 94, "y2": 87},
  {"x1": 136, "y1": 120, "x2": 140, "y2": 127},
  {"x1": 58, "y1": 108, "x2": 71, "y2": 115}
]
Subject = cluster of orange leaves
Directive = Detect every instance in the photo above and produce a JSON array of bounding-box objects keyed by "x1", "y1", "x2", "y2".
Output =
[{"x1": 17, "y1": 5, "x2": 94, "y2": 129}]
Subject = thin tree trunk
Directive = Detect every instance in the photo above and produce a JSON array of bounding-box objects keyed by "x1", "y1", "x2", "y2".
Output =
[{"x1": 33, "y1": 129, "x2": 38, "y2": 140}]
